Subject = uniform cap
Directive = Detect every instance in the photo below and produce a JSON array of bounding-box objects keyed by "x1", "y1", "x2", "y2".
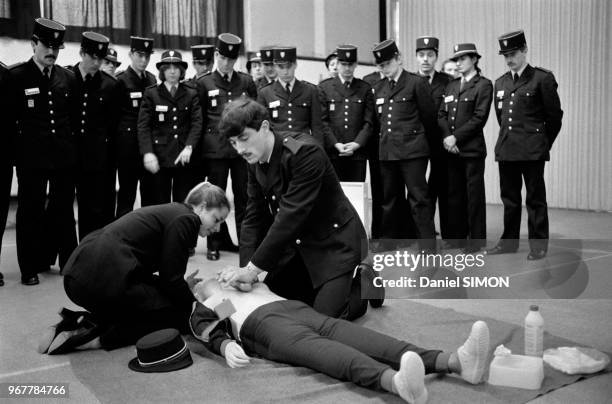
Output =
[
  {"x1": 498, "y1": 30, "x2": 527, "y2": 55},
  {"x1": 32, "y1": 18, "x2": 66, "y2": 49},
  {"x1": 217, "y1": 33, "x2": 242, "y2": 59},
  {"x1": 81, "y1": 32, "x2": 110, "y2": 58}
]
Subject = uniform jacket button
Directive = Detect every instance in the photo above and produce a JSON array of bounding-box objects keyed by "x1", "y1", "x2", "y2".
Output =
[
  {"x1": 295, "y1": 239, "x2": 301, "y2": 245},
  {"x1": 333, "y1": 223, "x2": 338, "y2": 228},
  {"x1": 271, "y1": 195, "x2": 276, "y2": 200}
]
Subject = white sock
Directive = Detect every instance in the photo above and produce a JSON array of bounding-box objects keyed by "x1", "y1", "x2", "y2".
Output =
[{"x1": 392, "y1": 351, "x2": 428, "y2": 404}]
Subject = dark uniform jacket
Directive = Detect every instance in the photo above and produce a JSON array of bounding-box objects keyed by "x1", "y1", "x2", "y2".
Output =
[
  {"x1": 115, "y1": 66, "x2": 157, "y2": 169},
  {"x1": 257, "y1": 79, "x2": 324, "y2": 145},
  {"x1": 494, "y1": 64, "x2": 563, "y2": 161},
  {"x1": 63, "y1": 203, "x2": 199, "y2": 312},
  {"x1": 196, "y1": 70, "x2": 257, "y2": 159},
  {"x1": 256, "y1": 76, "x2": 274, "y2": 90},
  {"x1": 318, "y1": 76, "x2": 374, "y2": 160},
  {"x1": 426, "y1": 71, "x2": 453, "y2": 151},
  {"x1": 0, "y1": 62, "x2": 13, "y2": 166},
  {"x1": 137, "y1": 82, "x2": 203, "y2": 167},
  {"x1": 9, "y1": 59, "x2": 78, "y2": 169},
  {"x1": 240, "y1": 134, "x2": 367, "y2": 288},
  {"x1": 72, "y1": 64, "x2": 121, "y2": 171},
  {"x1": 373, "y1": 69, "x2": 437, "y2": 161},
  {"x1": 438, "y1": 74, "x2": 493, "y2": 158}
]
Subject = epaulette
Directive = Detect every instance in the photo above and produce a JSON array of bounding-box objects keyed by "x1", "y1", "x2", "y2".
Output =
[
  {"x1": 0, "y1": 61, "x2": 5, "y2": 68},
  {"x1": 182, "y1": 79, "x2": 197, "y2": 89},
  {"x1": 8, "y1": 61, "x2": 27, "y2": 70},
  {"x1": 534, "y1": 66, "x2": 552, "y2": 74},
  {"x1": 145, "y1": 83, "x2": 157, "y2": 89},
  {"x1": 281, "y1": 136, "x2": 303, "y2": 154},
  {"x1": 495, "y1": 71, "x2": 510, "y2": 82},
  {"x1": 115, "y1": 70, "x2": 126, "y2": 78},
  {"x1": 259, "y1": 79, "x2": 273, "y2": 88},
  {"x1": 407, "y1": 71, "x2": 422, "y2": 78},
  {"x1": 319, "y1": 76, "x2": 334, "y2": 85}
]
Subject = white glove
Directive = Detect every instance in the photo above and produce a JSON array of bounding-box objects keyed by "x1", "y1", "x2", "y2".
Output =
[{"x1": 224, "y1": 341, "x2": 251, "y2": 368}]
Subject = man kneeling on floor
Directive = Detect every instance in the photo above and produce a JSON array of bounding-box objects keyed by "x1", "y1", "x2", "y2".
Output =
[{"x1": 191, "y1": 278, "x2": 490, "y2": 403}]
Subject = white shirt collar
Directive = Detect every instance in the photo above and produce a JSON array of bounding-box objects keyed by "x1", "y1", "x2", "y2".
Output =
[
  {"x1": 217, "y1": 69, "x2": 234, "y2": 81},
  {"x1": 279, "y1": 77, "x2": 296, "y2": 91},
  {"x1": 77, "y1": 63, "x2": 90, "y2": 81},
  {"x1": 339, "y1": 75, "x2": 353, "y2": 85},
  {"x1": 418, "y1": 70, "x2": 434, "y2": 84},
  {"x1": 512, "y1": 63, "x2": 528, "y2": 78},
  {"x1": 390, "y1": 68, "x2": 402, "y2": 83},
  {"x1": 462, "y1": 70, "x2": 477, "y2": 83},
  {"x1": 164, "y1": 81, "x2": 179, "y2": 92},
  {"x1": 32, "y1": 58, "x2": 53, "y2": 75}
]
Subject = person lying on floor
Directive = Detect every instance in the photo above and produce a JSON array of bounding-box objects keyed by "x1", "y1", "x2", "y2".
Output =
[
  {"x1": 190, "y1": 279, "x2": 490, "y2": 404},
  {"x1": 38, "y1": 182, "x2": 230, "y2": 355}
]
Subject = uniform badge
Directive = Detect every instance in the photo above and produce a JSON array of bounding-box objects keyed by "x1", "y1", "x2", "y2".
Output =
[
  {"x1": 496, "y1": 90, "x2": 504, "y2": 98},
  {"x1": 345, "y1": 51, "x2": 350, "y2": 58},
  {"x1": 280, "y1": 51, "x2": 285, "y2": 58},
  {"x1": 272, "y1": 110, "x2": 278, "y2": 118},
  {"x1": 269, "y1": 100, "x2": 280, "y2": 108},
  {"x1": 266, "y1": 51, "x2": 271, "y2": 57},
  {"x1": 329, "y1": 103, "x2": 335, "y2": 111},
  {"x1": 454, "y1": 45, "x2": 459, "y2": 52},
  {"x1": 25, "y1": 87, "x2": 40, "y2": 96},
  {"x1": 158, "y1": 114, "x2": 164, "y2": 122},
  {"x1": 144, "y1": 41, "x2": 149, "y2": 48},
  {"x1": 424, "y1": 38, "x2": 429, "y2": 45},
  {"x1": 54, "y1": 32, "x2": 59, "y2": 38},
  {"x1": 98, "y1": 44, "x2": 103, "y2": 50},
  {"x1": 211, "y1": 99, "x2": 217, "y2": 107},
  {"x1": 208, "y1": 89, "x2": 219, "y2": 97},
  {"x1": 155, "y1": 105, "x2": 168, "y2": 112},
  {"x1": 169, "y1": 50, "x2": 175, "y2": 57},
  {"x1": 201, "y1": 49, "x2": 206, "y2": 55},
  {"x1": 376, "y1": 51, "x2": 381, "y2": 58},
  {"x1": 130, "y1": 92, "x2": 142, "y2": 99},
  {"x1": 498, "y1": 101, "x2": 503, "y2": 109},
  {"x1": 27, "y1": 99, "x2": 35, "y2": 108},
  {"x1": 503, "y1": 40, "x2": 508, "y2": 47},
  {"x1": 444, "y1": 95, "x2": 454, "y2": 103},
  {"x1": 228, "y1": 45, "x2": 233, "y2": 51},
  {"x1": 376, "y1": 98, "x2": 384, "y2": 105}
]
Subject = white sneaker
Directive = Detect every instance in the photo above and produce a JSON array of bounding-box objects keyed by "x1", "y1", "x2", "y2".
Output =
[
  {"x1": 393, "y1": 351, "x2": 428, "y2": 404},
  {"x1": 458, "y1": 320, "x2": 490, "y2": 384}
]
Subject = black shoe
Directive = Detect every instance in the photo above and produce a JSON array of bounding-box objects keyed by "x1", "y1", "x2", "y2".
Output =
[
  {"x1": 486, "y1": 245, "x2": 517, "y2": 255},
  {"x1": 527, "y1": 249, "x2": 547, "y2": 260},
  {"x1": 206, "y1": 250, "x2": 220, "y2": 261},
  {"x1": 38, "y1": 308, "x2": 92, "y2": 354},
  {"x1": 463, "y1": 245, "x2": 482, "y2": 254},
  {"x1": 0, "y1": 272, "x2": 4, "y2": 287},
  {"x1": 21, "y1": 275, "x2": 40, "y2": 286},
  {"x1": 188, "y1": 247, "x2": 196, "y2": 257},
  {"x1": 47, "y1": 316, "x2": 100, "y2": 355},
  {"x1": 360, "y1": 263, "x2": 385, "y2": 308}
]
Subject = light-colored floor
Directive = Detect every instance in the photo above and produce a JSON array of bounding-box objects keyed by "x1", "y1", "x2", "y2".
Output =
[{"x1": 1, "y1": 203, "x2": 611, "y2": 403}]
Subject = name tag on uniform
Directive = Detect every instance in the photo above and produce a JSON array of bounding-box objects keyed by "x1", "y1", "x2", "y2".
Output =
[
  {"x1": 25, "y1": 87, "x2": 40, "y2": 96},
  {"x1": 211, "y1": 99, "x2": 217, "y2": 107},
  {"x1": 130, "y1": 92, "x2": 142, "y2": 99},
  {"x1": 208, "y1": 89, "x2": 219, "y2": 97},
  {"x1": 497, "y1": 90, "x2": 505, "y2": 98},
  {"x1": 269, "y1": 100, "x2": 280, "y2": 108},
  {"x1": 444, "y1": 95, "x2": 454, "y2": 103},
  {"x1": 155, "y1": 105, "x2": 168, "y2": 112},
  {"x1": 28, "y1": 99, "x2": 35, "y2": 108},
  {"x1": 329, "y1": 103, "x2": 335, "y2": 111},
  {"x1": 376, "y1": 98, "x2": 384, "y2": 105},
  {"x1": 272, "y1": 110, "x2": 278, "y2": 118}
]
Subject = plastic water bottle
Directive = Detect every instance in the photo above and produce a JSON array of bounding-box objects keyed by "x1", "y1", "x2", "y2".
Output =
[{"x1": 524, "y1": 305, "x2": 544, "y2": 357}]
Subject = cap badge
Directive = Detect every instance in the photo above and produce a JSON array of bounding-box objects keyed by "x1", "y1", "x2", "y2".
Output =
[
  {"x1": 376, "y1": 51, "x2": 381, "y2": 58},
  {"x1": 98, "y1": 44, "x2": 103, "y2": 50},
  {"x1": 266, "y1": 51, "x2": 271, "y2": 57},
  {"x1": 454, "y1": 45, "x2": 459, "y2": 52},
  {"x1": 503, "y1": 40, "x2": 508, "y2": 47},
  {"x1": 345, "y1": 51, "x2": 350, "y2": 57},
  {"x1": 280, "y1": 51, "x2": 285, "y2": 58},
  {"x1": 228, "y1": 45, "x2": 233, "y2": 51},
  {"x1": 169, "y1": 50, "x2": 175, "y2": 57},
  {"x1": 424, "y1": 38, "x2": 429, "y2": 45},
  {"x1": 201, "y1": 49, "x2": 205, "y2": 55},
  {"x1": 54, "y1": 32, "x2": 59, "y2": 39},
  {"x1": 144, "y1": 41, "x2": 149, "y2": 48}
]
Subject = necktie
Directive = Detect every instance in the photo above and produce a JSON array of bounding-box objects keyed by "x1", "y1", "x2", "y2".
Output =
[
  {"x1": 344, "y1": 81, "x2": 350, "y2": 89},
  {"x1": 513, "y1": 73, "x2": 519, "y2": 84},
  {"x1": 389, "y1": 80, "x2": 395, "y2": 89},
  {"x1": 285, "y1": 82, "x2": 291, "y2": 96},
  {"x1": 460, "y1": 78, "x2": 466, "y2": 91},
  {"x1": 223, "y1": 74, "x2": 230, "y2": 83},
  {"x1": 170, "y1": 85, "x2": 177, "y2": 97},
  {"x1": 42, "y1": 67, "x2": 50, "y2": 80},
  {"x1": 141, "y1": 74, "x2": 148, "y2": 88}
]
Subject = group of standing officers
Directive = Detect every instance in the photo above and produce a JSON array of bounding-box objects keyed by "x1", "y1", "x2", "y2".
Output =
[{"x1": 0, "y1": 16, "x2": 562, "y2": 287}]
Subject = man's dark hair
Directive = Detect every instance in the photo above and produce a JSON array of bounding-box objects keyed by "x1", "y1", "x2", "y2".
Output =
[{"x1": 218, "y1": 97, "x2": 269, "y2": 139}]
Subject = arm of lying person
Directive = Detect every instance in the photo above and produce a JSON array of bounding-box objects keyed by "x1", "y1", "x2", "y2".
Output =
[{"x1": 218, "y1": 264, "x2": 261, "y2": 291}]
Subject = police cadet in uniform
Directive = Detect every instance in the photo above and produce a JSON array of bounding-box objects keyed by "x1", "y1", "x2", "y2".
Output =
[
  {"x1": 415, "y1": 36, "x2": 453, "y2": 242},
  {"x1": 101, "y1": 47, "x2": 120, "y2": 76},
  {"x1": 324, "y1": 51, "x2": 339, "y2": 80},
  {"x1": 246, "y1": 52, "x2": 264, "y2": 82},
  {"x1": 196, "y1": 33, "x2": 257, "y2": 261},
  {"x1": 257, "y1": 47, "x2": 324, "y2": 145},
  {"x1": 0, "y1": 61, "x2": 12, "y2": 286},
  {"x1": 488, "y1": 30, "x2": 563, "y2": 260},
  {"x1": 138, "y1": 50, "x2": 203, "y2": 206},
  {"x1": 362, "y1": 64, "x2": 385, "y2": 238},
  {"x1": 115, "y1": 36, "x2": 156, "y2": 218},
  {"x1": 438, "y1": 44, "x2": 492, "y2": 253},
  {"x1": 10, "y1": 18, "x2": 78, "y2": 285},
  {"x1": 217, "y1": 98, "x2": 371, "y2": 320},
  {"x1": 372, "y1": 39, "x2": 437, "y2": 250},
  {"x1": 319, "y1": 45, "x2": 374, "y2": 182},
  {"x1": 71, "y1": 32, "x2": 121, "y2": 240},
  {"x1": 190, "y1": 44, "x2": 214, "y2": 81},
  {"x1": 256, "y1": 46, "x2": 277, "y2": 90}
]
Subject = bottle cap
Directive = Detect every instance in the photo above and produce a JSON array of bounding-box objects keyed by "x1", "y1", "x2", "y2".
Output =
[{"x1": 530, "y1": 304, "x2": 539, "y2": 311}]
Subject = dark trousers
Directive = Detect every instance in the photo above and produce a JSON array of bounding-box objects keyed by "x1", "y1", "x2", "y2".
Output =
[
  {"x1": 140, "y1": 166, "x2": 195, "y2": 207},
  {"x1": 0, "y1": 165, "x2": 12, "y2": 261},
  {"x1": 498, "y1": 161, "x2": 549, "y2": 251},
  {"x1": 240, "y1": 300, "x2": 441, "y2": 390},
  {"x1": 380, "y1": 158, "x2": 435, "y2": 247},
  {"x1": 330, "y1": 158, "x2": 367, "y2": 182},
  {"x1": 204, "y1": 158, "x2": 247, "y2": 250},
  {"x1": 446, "y1": 155, "x2": 486, "y2": 247},
  {"x1": 115, "y1": 164, "x2": 143, "y2": 219},
  {"x1": 16, "y1": 167, "x2": 77, "y2": 277},
  {"x1": 368, "y1": 142, "x2": 384, "y2": 239},
  {"x1": 64, "y1": 275, "x2": 191, "y2": 350},
  {"x1": 265, "y1": 254, "x2": 367, "y2": 321},
  {"x1": 428, "y1": 150, "x2": 450, "y2": 239},
  {"x1": 76, "y1": 169, "x2": 116, "y2": 241}
]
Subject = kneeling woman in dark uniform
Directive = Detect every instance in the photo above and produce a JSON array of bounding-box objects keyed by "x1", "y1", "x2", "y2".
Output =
[
  {"x1": 39, "y1": 182, "x2": 229, "y2": 354},
  {"x1": 138, "y1": 50, "x2": 203, "y2": 206},
  {"x1": 438, "y1": 44, "x2": 492, "y2": 253}
]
